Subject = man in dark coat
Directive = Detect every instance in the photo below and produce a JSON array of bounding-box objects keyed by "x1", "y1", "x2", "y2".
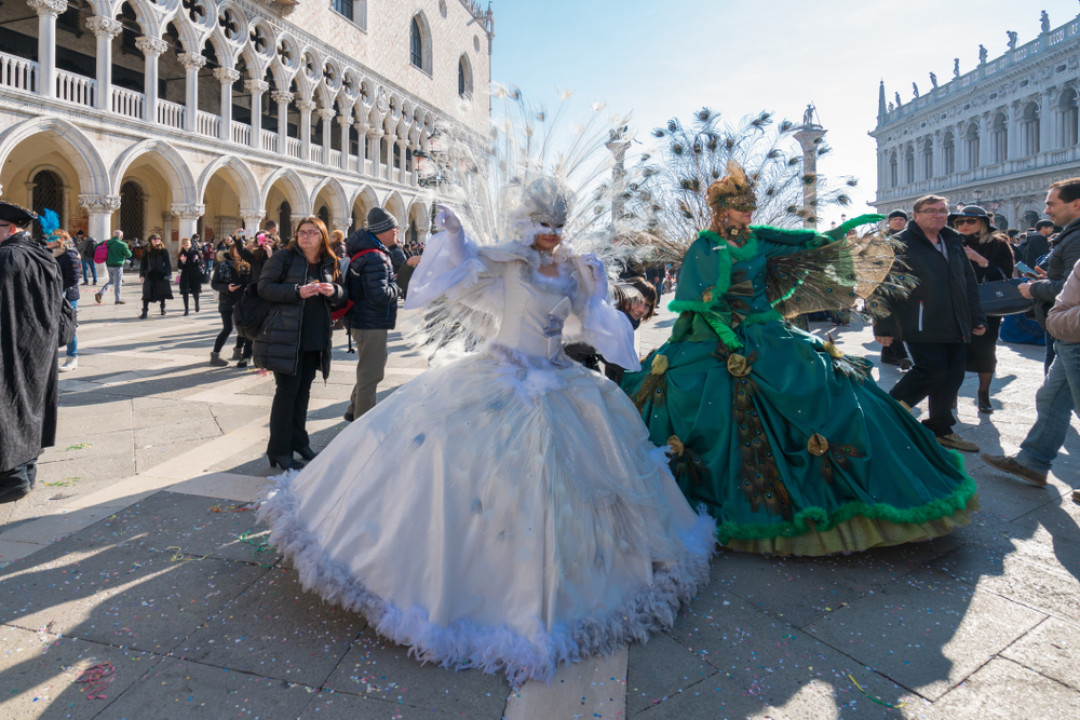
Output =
[
  {"x1": 342, "y1": 207, "x2": 407, "y2": 422},
  {"x1": 873, "y1": 194, "x2": 987, "y2": 453},
  {"x1": 0, "y1": 202, "x2": 63, "y2": 503},
  {"x1": 1015, "y1": 219, "x2": 1054, "y2": 269}
]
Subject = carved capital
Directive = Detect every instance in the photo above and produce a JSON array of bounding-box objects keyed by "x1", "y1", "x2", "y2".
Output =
[
  {"x1": 317, "y1": 108, "x2": 336, "y2": 122},
  {"x1": 245, "y1": 79, "x2": 270, "y2": 95},
  {"x1": 170, "y1": 203, "x2": 206, "y2": 220},
  {"x1": 29, "y1": 0, "x2": 68, "y2": 17},
  {"x1": 296, "y1": 100, "x2": 317, "y2": 113},
  {"x1": 271, "y1": 91, "x2": 294, "y2": 105},
  {"x1": 213, "y1": 67, "x2": 241, "y2": 84},
  {"x1": 337, "y1": 113, "x2": 353, "y2": 126},
  {"x1": 178, "y1": 52, "x2": 207, "y2": 71},
  {"x1": 135, "y1": 36, "x2": 168, "y2": 57},
  {"x1": 79, "y1": 194, "x2": 121, "y2": 214},
  {"x1": 85, "y1": 15, "x2": 122, "y2": 39}
]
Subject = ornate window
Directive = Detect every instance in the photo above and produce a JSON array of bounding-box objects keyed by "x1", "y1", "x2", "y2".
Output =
[
  {"x1": 31, "y1": 169, "x2": 64, "y2": 228},
  {"x1": 120, "y1": 180, "x2": 146, "y2": 243},
  {"x1": 964, "y1": 123, "x2": 980, "y2": 170},
  {"x1": 921, "y1": 138, "x2": 933, "y2": 179},
  {"x1": 410, "y1": 14, "x2": 431, "y2": 74},
  {"x1": 943, "y1": 131, "x2": 955, "y2": 174},
  {"x1": 458, "y1": 55, "x2": 472, "y2": 98},
  {"x1": 1059, "y1": 89, "x2": 1078, "y2": 147},
  {"x1": 904, "y1": 145, "x2": 915, "y2": 184},
  {"x1": 888, "y1": 151, "x2": 898, "y2": 188},
  {"x1": 991, "y1": 113, "x2": 1008, "y2": 163},
  {"x1": 1021, "y1": 102, "x2": 1040, "y2": 155}
]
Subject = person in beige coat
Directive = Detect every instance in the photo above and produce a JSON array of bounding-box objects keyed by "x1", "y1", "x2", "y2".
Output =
[{"x1": 983, "y1": 259, "x2": 1080, "y2": 503}]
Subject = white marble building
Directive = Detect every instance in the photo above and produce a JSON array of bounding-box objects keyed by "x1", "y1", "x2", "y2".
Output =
[
  {"x1": 0, "y1": 0, "x2": 493, "y2": 247},
  {"x1": 871, "y1": 11, "x2": 1080, "y2": 230}
]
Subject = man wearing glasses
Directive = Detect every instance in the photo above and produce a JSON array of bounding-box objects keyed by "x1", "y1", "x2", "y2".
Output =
[
  {"x1": 874, "y1": 195, "x2": 986, "y2": 453},
  {"x1": 0, "y1": 202, "x2": 63, "y2": 503}
]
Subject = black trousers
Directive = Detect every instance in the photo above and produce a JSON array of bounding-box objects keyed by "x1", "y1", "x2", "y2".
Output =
[
  {"x1": 0, "y1": 459, "x2": 37, "y2": 503},
  {"x1": 268, "y1": 350, "x2": 321, "y2": 456},
  {"x1": 890, "y1": 341, "x2": 965, "y2": 437},
  {"x1": 881, "y1": 340, "x2": 909, "y2": 365}
]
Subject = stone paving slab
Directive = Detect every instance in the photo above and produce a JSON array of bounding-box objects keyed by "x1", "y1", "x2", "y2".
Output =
[
  {"x1": 804, "y1": 568, "x2": 1046, "y2": 701},
  {"x1": 0, "y1": 626, "x2": 158, "y2": 720},
  {"x1": 323, "y1": 627, "x2": 511, "y2": 717},
  {"x1": 925, "y1": 657, "x2": 1079, "y2": 720},
  {"x1": 180, "y1": 567, "x2": 363, "y2": 688}
]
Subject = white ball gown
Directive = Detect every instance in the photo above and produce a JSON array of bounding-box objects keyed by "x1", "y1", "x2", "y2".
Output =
[{"x1": 258, "y1": 224, "x2": 715, "y2": 684}]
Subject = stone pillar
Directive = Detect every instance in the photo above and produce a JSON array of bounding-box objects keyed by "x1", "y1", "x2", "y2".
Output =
[
  {"x1": 86, "y1": 16, "x2": 122, "y2": 111},
  {"x1": 337, "y1": 114, "x2": 352, "y2": 170},
  {"x1": 272, "y1": 91, "x2": 293, "y2": 155},
  {"x1": 241, "y1": 211, "x2": 265, "y2": 233},
  {"x1": 371, "y1": 132, "x2": 383, "y2": 178},
  {"x1": 135, "y1": 36, "x2": 168, "y2": 123},
  {"x1": 297, "y1": 100, "x2": 316, "y2": 160},
  {"x1": 171, "y1": 203, "x2": 205, "y2": 242},
  {"x1": 793, "y1": 123, "x2": 826, "y2": 227},
  {"x1": 333, "y1": 216, "x2": 352, "y2": 234},
  {"x1": 932, "y1": 130, "x2": 944, "y2": 179},
  {"x1": 318, "y1": 108, "x2": 335, "y2": 164},
  {"x1": 246, "y1": 79, "x2": 269, "y2": 150},
  {"x1": 1040, "y1": 89, "x2": 1055, "y2": 152},
  {"x1": 354, "y1": 120, "x2": 367, "y2": 173},
  {"x1": 978, "y1": 112, "x2": 993, "y2": 169},
  {"x1": 79, "y1": 194, "x2": 121, "y2": 244},
  {"x1": 178, "y1": 53, "x2": 206, "y2": 133},
  {"x1": 1007, "y1": 103, "x2": 1022, "y2": 163},
  {"x1": 213, "y1": 67, "x2": 240, "y2": 142},
  {"x1": 30, "y1": 0, "x2": 66, "y2": 99}
]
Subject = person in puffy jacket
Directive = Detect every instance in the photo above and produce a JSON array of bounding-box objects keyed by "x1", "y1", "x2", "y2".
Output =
[
  {"x1": 254, "y1": 217, "x2": 343, "y2": 470},
  {"x1": 209, "y1": 245, "x2": 251, "y2": 366},
  {"x1": 138, "y1": 234, "x2": 174, "y2": 319},
  {"x1": 341, "y1": 207, "x2": 407, "y2": 422},
  {"x1": 176, "y1": 237, "x2": 204, "y2": 315}
]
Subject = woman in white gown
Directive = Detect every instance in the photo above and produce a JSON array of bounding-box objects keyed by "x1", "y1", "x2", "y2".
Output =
[{"x1": 258, "y1": 180, "x2": 715, "y2": 684}]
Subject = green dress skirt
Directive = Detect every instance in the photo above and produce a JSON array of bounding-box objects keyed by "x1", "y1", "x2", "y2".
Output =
[{"x1": 621, "y1": 227, "x2": 978, "y2": 555}]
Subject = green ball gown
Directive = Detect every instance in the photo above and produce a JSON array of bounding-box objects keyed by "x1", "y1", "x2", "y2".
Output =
[{"x1": 621, "y1": 225, "x2": 979, "y2": 555}]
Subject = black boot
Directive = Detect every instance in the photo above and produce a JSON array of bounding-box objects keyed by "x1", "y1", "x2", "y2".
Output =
[
  {"x1": 183, "y1": 294, "x2": 189, "y2": 316},
  {"x1": 139, "y1": 302, "x2": 148, "y2": 320},
  {"x1": 978, "y1": 390, "x2": 993, "y2": 414},
  {"x1": 194, "y1": 295, "x2": 200, "y2": 313},
  {"x1": 160, "y1": 301, "x2": 166, "y2": 316}
]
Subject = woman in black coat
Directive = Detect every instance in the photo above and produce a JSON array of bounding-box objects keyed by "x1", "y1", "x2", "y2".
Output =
[
  {"x1": 255, "y1": 217, "x2": 343, "y2": 470},
  {"x1": 139, "y1": 234, "x2": 174, "y2": 319},
  {"x1": 176, "y1": 236, "x2": 204, "y2": 315},
  {"x1": 950, "y1": 207, "x2": 1015, "y2": 414},
  {"x1": 209, "y1": 245, "x2": 251, "y2": 366}
]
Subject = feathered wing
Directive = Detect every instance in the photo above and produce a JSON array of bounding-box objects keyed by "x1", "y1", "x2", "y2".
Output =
[{"x1": 764, "y1": 220, "x2": 916, "y2": 322}]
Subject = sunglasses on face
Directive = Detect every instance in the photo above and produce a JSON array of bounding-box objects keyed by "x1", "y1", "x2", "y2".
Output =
[{"x1": 953, "y1": 218, "x2": 981, "y2": 226}]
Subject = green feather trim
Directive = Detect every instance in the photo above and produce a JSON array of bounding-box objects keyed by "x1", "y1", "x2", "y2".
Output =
[
  {"x1": 823, "y1": 213, "x2": 885, "y2": 241},
  {"x1": 715, "y1": 465, "x2": 977, "y2": 543},
  {"x1": 749, "y1": 224, "x2": 819, "y2": 246}
]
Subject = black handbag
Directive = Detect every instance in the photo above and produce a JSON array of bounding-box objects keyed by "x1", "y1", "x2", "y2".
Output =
[
  {"x1": 57, "y1": 297, "x2": 77, "y2": 347},
  {"x1": 977, "y1": 266, "x2": 1034, "y2": 317}
]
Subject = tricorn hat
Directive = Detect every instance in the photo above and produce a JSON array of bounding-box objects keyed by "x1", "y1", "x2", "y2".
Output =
[{"x1": 0, "y1": 201, "x2": 38, "y2": 227}]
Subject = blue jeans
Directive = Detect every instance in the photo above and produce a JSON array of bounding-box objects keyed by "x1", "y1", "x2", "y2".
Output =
[
  {"x1": 81, "y1": 259, "x2": 96, "y2": 284},
  {"x1": 66, "y1": 298, "x2": 78, "y2": 357},
  {"x1": 1018, "y1": 340, "x2": 1080, "y2": 475},
  {"x1": 99, "y1": 266, "x2": 124, "y2": 301}
]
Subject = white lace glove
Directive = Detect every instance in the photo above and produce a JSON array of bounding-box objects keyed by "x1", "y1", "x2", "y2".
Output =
[{"x1": 581, "y1": 253, "x2": 609, "y2": 300}]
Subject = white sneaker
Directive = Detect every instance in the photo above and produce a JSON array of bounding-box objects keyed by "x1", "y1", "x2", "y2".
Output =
[{"x1": 59, "y1": 356, "x2": 78, "y2": 372}]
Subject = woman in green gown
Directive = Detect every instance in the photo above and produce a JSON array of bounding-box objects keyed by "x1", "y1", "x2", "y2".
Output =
[{"x1": 622, "y1": 164, "x2": 978, "y2": 555}]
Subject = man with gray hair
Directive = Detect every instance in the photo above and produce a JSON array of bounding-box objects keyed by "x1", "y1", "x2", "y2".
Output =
[{"x1": 874, "y1": 194, "x2": 986, "y2": 453}]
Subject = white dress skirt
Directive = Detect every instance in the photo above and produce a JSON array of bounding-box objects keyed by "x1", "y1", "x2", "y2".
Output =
[{"x1": 258, "y1": 234, "x2": 715, "y2": 684}]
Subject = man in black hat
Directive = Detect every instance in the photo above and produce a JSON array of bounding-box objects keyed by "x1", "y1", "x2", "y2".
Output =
[
  {"x1": 341, "y1": 207, "x2": 407, "y2": 421},
  {"x1": 0, "y1": 201, "x2": 63, "y2": 503}
]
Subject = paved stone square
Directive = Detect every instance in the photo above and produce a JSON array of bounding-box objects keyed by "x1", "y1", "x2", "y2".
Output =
[{"x1": 0, "y1": 279, "x2": 1078, "y2": 719}]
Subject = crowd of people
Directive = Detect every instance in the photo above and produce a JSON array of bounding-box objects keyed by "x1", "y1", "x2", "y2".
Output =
[{"x1": 2, "y1": 165, "x2": 1079, "y2": 684}]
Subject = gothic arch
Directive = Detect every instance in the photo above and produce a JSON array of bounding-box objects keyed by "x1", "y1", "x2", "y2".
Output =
[
  {"x1": 0, "y1": 116, "x2": 109, "y2": 196},
  {"x1": 196, "y1": 155, "x2": 259, "y2": 213},
  {"x1": 310, "y1": 176, "x2": 347, "y2": 220},
  {"x1": 109, "y1": 139, "x2": 198, "y2": 204},
  {"x1": 261, "y1": 166, "x2": 309, "y2": 215}
]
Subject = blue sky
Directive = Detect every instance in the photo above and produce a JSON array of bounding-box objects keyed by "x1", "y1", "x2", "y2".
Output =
[{"x1": 489, "y1": 0, "x2": 1077, "y2": 224}]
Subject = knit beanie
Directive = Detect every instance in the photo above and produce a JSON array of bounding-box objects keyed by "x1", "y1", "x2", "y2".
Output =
[{"x1": 366, "y1": 207, "x2": 398, "y2": 235}]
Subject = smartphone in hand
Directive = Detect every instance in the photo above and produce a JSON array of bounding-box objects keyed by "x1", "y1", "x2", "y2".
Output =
[{"x1": 1015, "y1": 261, "x2": 1038, "y2": 277}]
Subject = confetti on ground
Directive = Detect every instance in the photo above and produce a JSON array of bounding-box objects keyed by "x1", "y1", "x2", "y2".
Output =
[
  {"x1": 166, "y1": 546, "x2": 209, "y2": 563},
  {"x1": 64, "y1": 443, "x2": 93, "y2": 451},
  {"x1": 209, "y1": 503, "x2": 255, "y2": 513},
  {"x1": 848, "y1": 673, "x2": 904, "y2": 708},
  {"x1": 75, "y1": 663, "x2": 116, "y2": 700},
  {"x1": 43, "y1": 477, "x2": 80, "y2": 487}
]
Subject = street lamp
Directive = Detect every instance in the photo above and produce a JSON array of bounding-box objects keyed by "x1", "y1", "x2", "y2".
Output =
[{"x1": 972, "y1": 188, "x2": 982, "y2": 205}]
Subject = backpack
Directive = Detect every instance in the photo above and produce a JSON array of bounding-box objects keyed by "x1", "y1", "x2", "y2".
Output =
[
  {"x1": 93, "y1": 242, "x2": 108, "y2": 264},
  {"x1": 331, "y1": 248, "x2": 383, "y2": 324}
]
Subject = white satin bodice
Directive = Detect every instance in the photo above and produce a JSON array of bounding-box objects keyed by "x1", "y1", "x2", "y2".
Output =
[{"x1": 493, "y1": 263, "x2": 578, "y2": 362}]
